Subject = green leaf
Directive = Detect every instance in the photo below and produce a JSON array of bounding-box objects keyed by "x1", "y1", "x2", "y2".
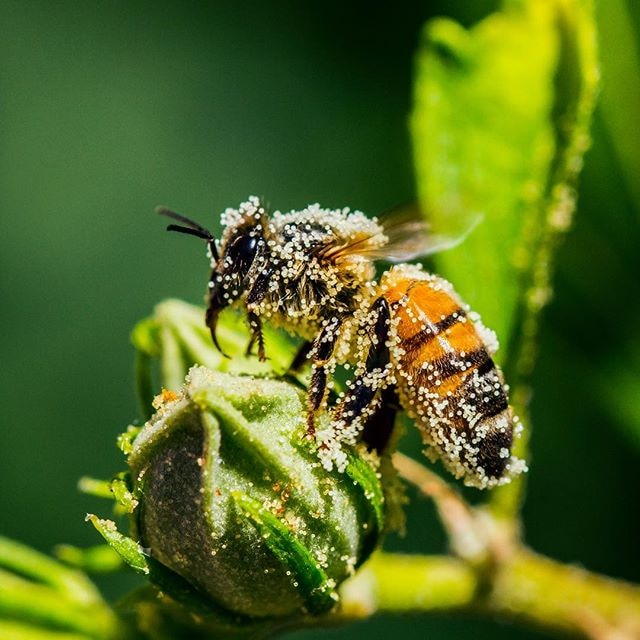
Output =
[
  {"x1": 411, "y1": 0, "x2": 598, "y2": 379},
  {"x1": 231, "y1": 492, "x2": 338, "y2": 616},
  {"x1": 86, "y1": 516, "x2": 149, "y2": 575},
  {"x1": 77, "y1": 477, "x2": 114, "y2": 501},
  {"x1": 0, "y1": 537, "x2": 103, "y2": 606},
  {"x1": 0, "y1": 537, "x2": 120, "y2": 639},
  {"x1": 344, "y1": 452, "x2": 385, "y2": 562},
  {"x1": 0, "y1": 620, "x2": 89, "y2": 640},
  {"x1": 597, "y1": 0, "x2": 640, "y2": 212},
  {"x1": 110, "y1": 474, "x2": 138, "y2": 514}
]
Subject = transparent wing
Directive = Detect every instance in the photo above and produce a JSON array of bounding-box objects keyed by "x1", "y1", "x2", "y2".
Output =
[
  {"x1": 371, "y1": 202, "x2": 482, "y2": 263},
  {"x1": 321, "y1": 202, "x2": 481, "y2": 263}
]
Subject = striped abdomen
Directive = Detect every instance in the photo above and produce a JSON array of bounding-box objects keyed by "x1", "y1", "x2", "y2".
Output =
[{"x1": 380, "y1": 265, "x2": 517, "y2": 488}]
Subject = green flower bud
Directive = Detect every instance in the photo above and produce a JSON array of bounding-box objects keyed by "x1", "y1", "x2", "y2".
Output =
[
  {"x1": 126, "y1": 366, "x2": 384, "y2": 618},
  {"x1": 130, "y1": 299, "x2": 306, "y2": 418}
]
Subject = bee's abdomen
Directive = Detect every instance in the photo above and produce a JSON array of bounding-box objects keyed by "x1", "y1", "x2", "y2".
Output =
[{"x1": 380, "y1": 266, "x2": 517, "y2": 487}]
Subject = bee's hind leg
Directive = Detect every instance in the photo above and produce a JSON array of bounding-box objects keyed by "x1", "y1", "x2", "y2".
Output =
[
  {"x1": 306, "y1": 316, "x2": 343, "y2": 439},
  {"x1": 306, "y1": 366, "x2": 326, "y2": 439},
  {"x1": 333, "y1": 297, "x2": 393, "y2": 441},
  {"x1": 360, "y1": 385, "x2": 399, "y2": 454}
]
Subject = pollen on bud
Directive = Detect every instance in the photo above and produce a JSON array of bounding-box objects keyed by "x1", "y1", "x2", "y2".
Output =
[{"x1": 126, "y1": 366, "x2": 385, "y2": 618}]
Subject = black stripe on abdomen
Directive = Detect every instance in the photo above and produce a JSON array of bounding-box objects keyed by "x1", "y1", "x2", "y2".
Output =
[
  {"x1": 458, "y1": 361, "x2": 509, "y2": 419},
  {"x1": 414, "y1": 348, "x2": 508, "y2": 419},
  {"x1": 404, "y1": 308, "x2": 467, "y2": 352},
  {"x1": 424, "y1": 347, "x2": 491, "y2": 383},
  {"x1": 475, "y1": 427, "x2": 513, "y2": 478},
  {"x1": 476, "y1": 389, "x2": 509, "y2": 419}
]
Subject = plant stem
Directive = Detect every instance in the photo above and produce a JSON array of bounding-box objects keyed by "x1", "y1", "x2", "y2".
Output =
[
  {"x1": 339, "y1": 554, "x2": 477, "y2": 617},
  {"x1": 489, "y1": 548, "x2": 640, "y2": 638},
  {"x1": 339, "y1": 550, "x2": 640, "y2": 638},
  {"x1": 491, "y1": 0, "x2": 599, "y2": 524}
]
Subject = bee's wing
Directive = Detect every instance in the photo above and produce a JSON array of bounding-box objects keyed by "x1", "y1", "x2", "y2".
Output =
[{"x1": 371, "y1": 203, "x2": 482, "y2": 263}]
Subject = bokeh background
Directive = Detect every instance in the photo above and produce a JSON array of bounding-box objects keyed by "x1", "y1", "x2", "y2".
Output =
[{"x1": 1, "y1": 1, "x2": 639, "y2": 638}]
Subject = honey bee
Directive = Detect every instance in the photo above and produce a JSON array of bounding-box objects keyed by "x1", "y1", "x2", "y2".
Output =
[{"x1": 158, "y1": 196, "x2": 525, "y2": 488}]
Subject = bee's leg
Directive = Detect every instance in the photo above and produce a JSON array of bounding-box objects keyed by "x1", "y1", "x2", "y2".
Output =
[
  {"x1": 280, "y1": 341, "x2": 313, "y2": 393},
  {"x1": 360, "y1": 385, "x2": 399, "y2": 454},
  {"x1": 307, "y1": 316, "x2": 342, "y2": 438},
  {"x1": 307, "y1": 366, "x2": 326, "y2": 439},
  {"x1": 244, "y1": 269, "x2": 272, "y2": 361},
  {"x1": 288, "y1": 341, "x2": 313, "y2": 373},
  {"x1": 246, "y1": 311, "x2": 266, "y2": 361},
  {"x1": 334, "y1": 297, "x2": 392, "y2": 433}
]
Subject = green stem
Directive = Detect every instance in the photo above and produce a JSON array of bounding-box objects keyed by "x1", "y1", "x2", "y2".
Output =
[
  {"x1": 340, "y1": 554, "x2": 477, "y2": 616},
  {"x1": 490, "y1": 549, "x2": 640, "y2": 637},
  {"x1": 339, "y1": 550, "x2": 640, "y2": 638}
]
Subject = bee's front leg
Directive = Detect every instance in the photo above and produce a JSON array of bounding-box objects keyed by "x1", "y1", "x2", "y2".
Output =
[
  {"x1": 244, "y1": 268, "x2": 272, "y2": 362},
  {"x1": 246, "y1": 311, "x2": 266, "y2": 361},
  {"x1": 288, "y1": 341, "x2": 313, "y2": 373}
]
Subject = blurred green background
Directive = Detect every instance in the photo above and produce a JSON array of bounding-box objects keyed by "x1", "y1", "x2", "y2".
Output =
[{"x1": 1, "y1": 1, "x2": 639, "y2": 638}]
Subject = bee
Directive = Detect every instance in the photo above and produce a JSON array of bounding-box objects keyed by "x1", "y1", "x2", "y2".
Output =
[{"x1": 158, "y1": 196, "x2": 525, "y2": 488}]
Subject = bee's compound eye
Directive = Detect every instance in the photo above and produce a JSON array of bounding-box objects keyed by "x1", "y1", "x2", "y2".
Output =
[{"x1": 226, "y1": 233, "x2": 259, "y2": 270}]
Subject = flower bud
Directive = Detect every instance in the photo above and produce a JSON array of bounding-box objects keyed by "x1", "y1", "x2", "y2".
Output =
[
  {"x1": 130, "y1": 299, "x2": 305, "y2": 417},
  {"x1": 127, "y1": 366, "x2": 384, "y2": 618}
]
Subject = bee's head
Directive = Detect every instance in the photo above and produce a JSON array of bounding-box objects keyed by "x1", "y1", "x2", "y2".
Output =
[{"x1": 158, "y1": 198, "x2": 267, "y2": 356}]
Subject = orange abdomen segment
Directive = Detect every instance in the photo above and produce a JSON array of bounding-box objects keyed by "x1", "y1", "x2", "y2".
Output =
[
  {"x1": 383, "y1": 275, "x2": 487, "y2": 391},
  {"x1": 379, "y1": 266, "x2": 513, "y2": 486}
]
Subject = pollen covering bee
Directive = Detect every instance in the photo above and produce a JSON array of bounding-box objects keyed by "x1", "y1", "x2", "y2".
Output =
[{"x1": 158, "y1": 196, "x2": 526, "y2": 489}]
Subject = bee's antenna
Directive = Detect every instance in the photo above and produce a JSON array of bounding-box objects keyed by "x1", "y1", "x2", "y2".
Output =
[{"x1": 156, "y1": 206, "x2": 219, "y2": 261}]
